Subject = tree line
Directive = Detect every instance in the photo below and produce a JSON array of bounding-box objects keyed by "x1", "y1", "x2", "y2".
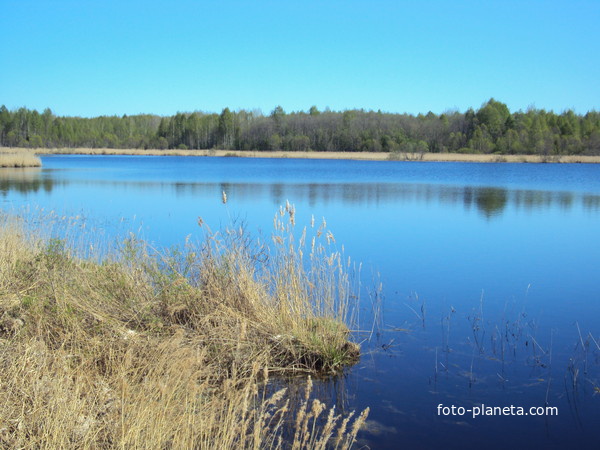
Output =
[{"x1": 1, "y1": 99, "x2": 599, "y2": 155}]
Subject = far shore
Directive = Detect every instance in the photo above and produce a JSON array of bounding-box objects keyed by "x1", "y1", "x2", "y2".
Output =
[{"x1": 5, "y1": 147, "x2": 600, "y2": 163}]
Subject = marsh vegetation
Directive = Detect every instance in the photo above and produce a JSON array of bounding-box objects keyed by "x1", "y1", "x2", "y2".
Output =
[
  {"x1": 0, "y1": 205, "x2": 367, "y2": 448},
  {"x1": 0, "y1": 149, "x2": 41, "y2": 167},
  {"x1": 11, "y1": 147, "x2": 600, "y2": 163}
]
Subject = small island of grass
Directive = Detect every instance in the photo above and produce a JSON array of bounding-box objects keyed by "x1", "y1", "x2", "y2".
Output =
[{"x1": 0, "y1": 149, "x2": 42, "y2": 168}]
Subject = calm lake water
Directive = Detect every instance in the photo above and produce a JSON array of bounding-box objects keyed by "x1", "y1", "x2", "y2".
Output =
[{"x1": 2, "y1": 155, "x2": 600, "y2": 449}]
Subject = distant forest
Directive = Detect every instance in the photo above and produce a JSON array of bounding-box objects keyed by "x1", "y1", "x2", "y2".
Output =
[{"x1": 1, "y1": 99, "x2": 599, "y2": 155}]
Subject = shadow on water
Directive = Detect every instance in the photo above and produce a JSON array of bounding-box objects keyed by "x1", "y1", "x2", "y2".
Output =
[{"x1": 2, "y1": 167, "x2": 600, "y2": 217}]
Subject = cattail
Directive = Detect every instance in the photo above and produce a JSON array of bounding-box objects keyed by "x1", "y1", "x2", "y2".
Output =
[{"x1": 222, "y1": 190, "x2": 227, "y2": 204}]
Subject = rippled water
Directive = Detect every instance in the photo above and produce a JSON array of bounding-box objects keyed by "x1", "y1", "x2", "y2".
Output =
[{"x1": 2, "y1": 155, "x2": 600, "y2": 448}]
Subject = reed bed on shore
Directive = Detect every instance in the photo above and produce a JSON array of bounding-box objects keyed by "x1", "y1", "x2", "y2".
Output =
[
  {"x1": 12, "y1": 145, "x2": 600, "y2": 163},
  {"x1": 0, "y1": 207, "x2": 367, "y2": 448},
  {"x1": 0, "y1": 149, "x2": 42, "y2": 167}
]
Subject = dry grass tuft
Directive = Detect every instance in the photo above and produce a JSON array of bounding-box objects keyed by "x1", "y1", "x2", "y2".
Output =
[
  {"x1": 0, "y1": 208, "x2": 367, "y2": 448},
  {"x1": 0, "y1": 149, "x2": 42, "y2": 167}
]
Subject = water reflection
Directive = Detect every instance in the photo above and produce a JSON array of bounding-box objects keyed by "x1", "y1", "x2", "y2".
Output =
[
  {"x1": 466, "y1": 187, "x2": 508, "y2": 218},
  {"x1": 2, "y1": 167, "x2": 599, "y2": 218},
  {"x1": 583, "y1": 194, "x2": 600, "y2": 212},
  {"x1": 0, "y1": 168, "x2": 55, "y2": 196}
]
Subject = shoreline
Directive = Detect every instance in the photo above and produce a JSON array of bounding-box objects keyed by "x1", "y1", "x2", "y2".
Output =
[{"x1": 5, "y1": 146, "x2": 600, "y2": 163}]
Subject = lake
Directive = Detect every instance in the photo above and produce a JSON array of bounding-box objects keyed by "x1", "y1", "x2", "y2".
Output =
[{"x1": 2, "y1": 155, "x2": 600, "y2": 449}]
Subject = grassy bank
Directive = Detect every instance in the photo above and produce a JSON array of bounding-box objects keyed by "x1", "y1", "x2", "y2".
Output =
[
  {"x1": 0, "y1": 149, "x2": 42, "y2": 167},
  {"x1": 0, "y1": 207, "x2": 367, "y2": 448},
  {"x1": 18, "y1": 146, "x2": 600, "y2": 163}
]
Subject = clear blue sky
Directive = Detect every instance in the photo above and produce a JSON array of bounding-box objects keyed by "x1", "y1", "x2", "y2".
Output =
[{"x1": 1, "y1": 0, "x2": 599, "y2": 117}]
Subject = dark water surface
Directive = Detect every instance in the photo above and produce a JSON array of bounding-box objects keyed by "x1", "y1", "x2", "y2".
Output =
[{"x1": 2, "y1": 155, "x2": 600, "y2": 448}]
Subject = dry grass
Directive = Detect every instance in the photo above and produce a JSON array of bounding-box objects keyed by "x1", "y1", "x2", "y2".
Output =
[
  {"x1": 17, "y1": 146, "x2": 600, "y2": 163},
  {"x1": 0, "y1": 207, "x2": 367, "y2": 448},
  {"x1": 36, "y1": 147, "x2": 386, "y2": 160},
  {"x1": 403, "y1": 153, "x2": 600, "y2": 163},
  {"x1": 0, "y1": 149, "x2": 42, "y2": 167},
  {"x1": 387, "y1": 151, "x2": 600, "y2": 163}
]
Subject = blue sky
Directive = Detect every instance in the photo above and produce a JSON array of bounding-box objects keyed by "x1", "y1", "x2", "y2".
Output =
[{"x1": 1, "y1": 0, "x2": 599, "y2": 117}]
